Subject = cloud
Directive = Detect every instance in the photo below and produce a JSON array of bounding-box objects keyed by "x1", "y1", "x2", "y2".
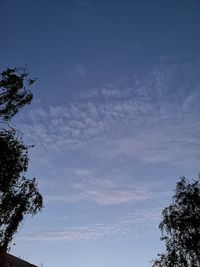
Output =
[
  {"x1": 46, "y1": 182, "x2": 152, "y2": 205},
  {"x1": 15, "y1": 59, "x2": 200, "y2": 167},
  {"x1": 94, "y1": 114, "x2": 200, "y2": 166},
  {"x1": 43, "y1": 168, "x2": 165, "y2": 206},
  {"x1": 71, "y1": 178, "x2": 152, "y2": 205},
  {"x1": 41, "y1": 165, "x2": 156, "y2": 205},
  {"x1": 21, "y1": 208, "x2": 161, "y2": 242},
  {"x1": 70, "y1": 0, "x2": 91, "y2": 19},
  {"x1": 66, "y1": 62, "x2": 86, "y2": 77}
]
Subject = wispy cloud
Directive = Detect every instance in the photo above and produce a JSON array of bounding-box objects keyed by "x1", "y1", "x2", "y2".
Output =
[
  {"x1": 66, "y1": 62, "x2": 86, "y2": 77},
  {"x1": 43, "y1": 167, "x2": 167, "y2": 206},
  {"x1": 46, "y1": 179, "x2": 153, "y2": 205},
  {"x1": 15, "y1": 59, "x2": 200, "y2": 167},
  {"x1": 21, "y1": 208, "x2": 161, "y2": 242},
  {"x1": 70, "y1": 0, "x2": 91, "y2": 19},
  {"x1": 72, "y1": 177, "x2": 153, "y2": 205},
  {"x1": 94, "y1": 116, "x2": 200, "y2": 166}
]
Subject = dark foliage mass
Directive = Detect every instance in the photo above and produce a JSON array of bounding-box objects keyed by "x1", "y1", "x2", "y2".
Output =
[
  {"x1": 0, "y1": 68, "x2": 43, "y2": 252},
  {"x1": 0, "y1": 68, "x2": 34, "y2": 121},
  {"x1": 152, "y1": 177, "x2": 200, "y2": 267}
]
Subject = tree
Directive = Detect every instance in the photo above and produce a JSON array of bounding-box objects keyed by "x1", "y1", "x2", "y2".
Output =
[
  {"x1": 152, "y1": 176, "x2": 200, "y2": 267},
  {"x1": 0, "y1": 68, "x2": 35, "y2": 121},
  {"x1": 0, "y1": 68, "x2": 43, "y2": 252}
]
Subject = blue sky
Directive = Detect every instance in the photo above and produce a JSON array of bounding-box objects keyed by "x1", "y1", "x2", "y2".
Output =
[{"x1": 1, "y1": 1, "x2": 200, "y2": 267}]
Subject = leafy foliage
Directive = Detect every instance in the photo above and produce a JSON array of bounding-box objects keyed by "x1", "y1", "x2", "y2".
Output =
[
  {"x1": 152, "y1": 177, "x2": 200, "y2": 267},
  {"x1": 0, "y1": 68, "x2": 43, "y2": 252},
  {"x1": 0, "y1": 68, "x2": 35, "y2": 121}
]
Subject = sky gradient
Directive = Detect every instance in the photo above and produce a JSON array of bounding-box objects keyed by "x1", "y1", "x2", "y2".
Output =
[{"x1": 1, "y1": 1, "x2": 200, "y2": 267}]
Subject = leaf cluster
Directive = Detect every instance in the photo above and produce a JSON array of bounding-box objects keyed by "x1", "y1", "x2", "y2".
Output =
[
  {"x1": 0, "y1": 68, "x2": 43, "y2": 252},
  {"x1": 152, "y1": 177, "x2": 200, "y2": 267},
  {"x1": 0, "y1": 68, "x2": 35, "y2": 121}
]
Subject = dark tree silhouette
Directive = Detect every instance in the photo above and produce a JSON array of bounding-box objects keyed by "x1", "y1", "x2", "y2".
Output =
[
  {"x1": 0, "y1": 68, "x2": 43, "y2": 252},
  {"x1": 0, "y1": 68, "x2": 35, "y2": 121},
  {"x1": 152, "y1": 176, "x2": 200, "y2": 267}
]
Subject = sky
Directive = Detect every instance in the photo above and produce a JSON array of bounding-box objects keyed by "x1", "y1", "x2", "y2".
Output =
[{"x1": 0, "y1": 1, "x2": 200, "y2": 266}]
